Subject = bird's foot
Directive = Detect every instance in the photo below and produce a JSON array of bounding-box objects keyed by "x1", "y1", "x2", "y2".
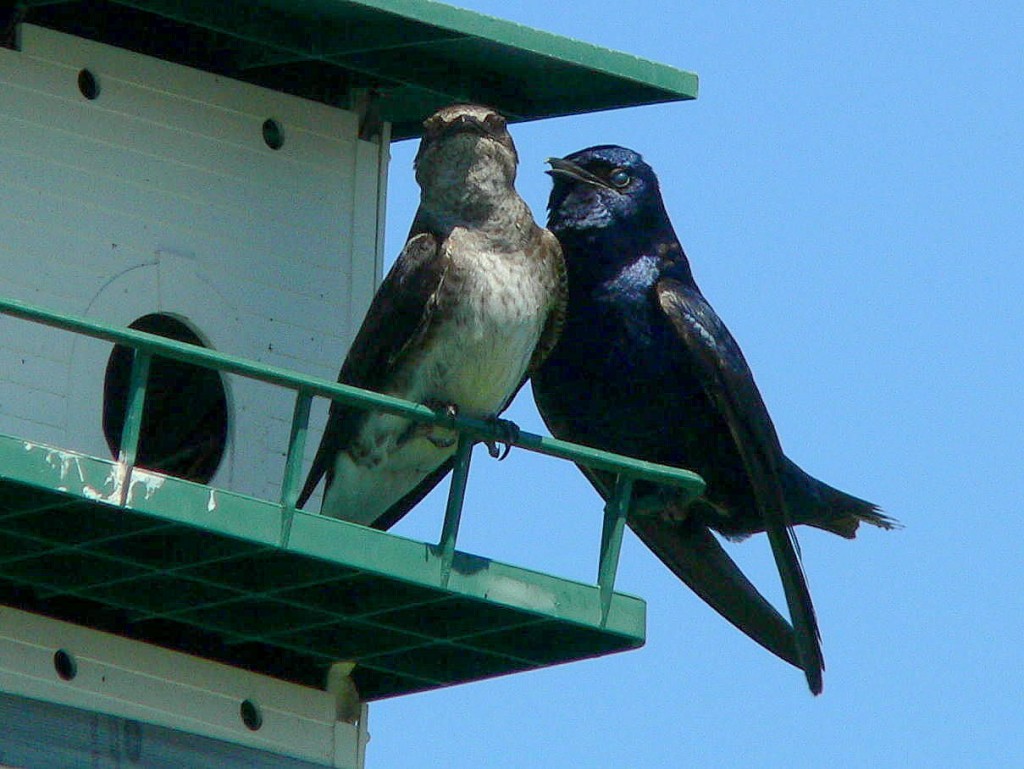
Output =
[
  {"x1": 408, "y1": 400, "x2": 459, "y2": 449},
  {"x1": 484, "y1": 417, "x2": 520, "y2": 460}
]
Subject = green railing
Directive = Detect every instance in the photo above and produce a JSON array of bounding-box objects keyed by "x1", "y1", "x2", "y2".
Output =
[{"x1": 0, "y1": 295, "x2": 705, "y2": 618}]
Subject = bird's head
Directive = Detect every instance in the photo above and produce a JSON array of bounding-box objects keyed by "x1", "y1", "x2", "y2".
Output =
[
  {"x1": 414, "y1": 104, "x2": 519, "y2": 212},
  {"x1": 546, "y1": 145, "x2": 667, "y2": 236},
  {"x1": 545, "y1": 145, "x2": 690, "y2": 286}
]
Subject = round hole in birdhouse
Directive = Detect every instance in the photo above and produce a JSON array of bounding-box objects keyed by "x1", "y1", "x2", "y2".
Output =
[
  {"x1": 77, "y1": 69, "x2": 100, "y2": 100},
  {"x1": 240, "y1": 699, "x2": 263, "y2": 730},
  {"x1": 54, "y1": 649, "x2": 77, "y2": 681},
  {"x1": 262, "y1": 118, "x2": 284, "y2": 150},
  {"x1": 102, "y1": 314, "x2": 229, "y2": 484}
]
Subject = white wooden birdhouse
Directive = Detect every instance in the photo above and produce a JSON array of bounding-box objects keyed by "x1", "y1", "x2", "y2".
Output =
[{"x1": 0, "y1": 4, "x2": 697, "y2": 767}]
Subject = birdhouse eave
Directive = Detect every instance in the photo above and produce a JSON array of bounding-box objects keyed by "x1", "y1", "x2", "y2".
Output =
[{"x1": 8, "y1": 0, "x2": 698, "y2": 139}]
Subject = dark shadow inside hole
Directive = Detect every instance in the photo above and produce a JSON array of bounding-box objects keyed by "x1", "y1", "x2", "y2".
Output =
[
  {"x1": 78, "y1": 68, "x2": 99, "y2": 100},
  {"x1": 240, "y1": 699, "x2": 263, "y2": 730},
  {"x1": 103, "y1": 314, "x2": 228, "y2": 484},
  {"x1": 262, "y1": 118, "x2": 284, "y2": 150},
  {"x1": 54, "y1": 649, "x2": 77, "y2": 681}
]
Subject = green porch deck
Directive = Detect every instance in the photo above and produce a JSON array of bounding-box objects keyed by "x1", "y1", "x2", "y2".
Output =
[{"x1": 0, "y1": 434, "x2": 645, "y2": 700}]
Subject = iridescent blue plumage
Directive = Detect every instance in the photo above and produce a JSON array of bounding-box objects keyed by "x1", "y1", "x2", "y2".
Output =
[{"x1": 533, "y1": 145, "x2": 895, "y2": 694}]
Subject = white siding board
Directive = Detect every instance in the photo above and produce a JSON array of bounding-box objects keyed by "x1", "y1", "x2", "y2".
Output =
[
  {"x1": 0, "y1": 382, "x2": 67, "y2": 429},
  {"x1": 0, "y1": 145, "x2": 346, "y2": 271},
  {"x1": 0, "y1": 118, "x2": 353, "y2": 247},
  {"x1": 17, "y1": 25, "x2": 361, "y2": 143},
  {"x1": 0, "y1": 415, "x2": 65, "y2": 447},
  {"x1": 0, "y1": 316, "x2": 75, "y2": 363},
  {"x1": 0, "y1": 349, "x2": 69, "y2": 395}
]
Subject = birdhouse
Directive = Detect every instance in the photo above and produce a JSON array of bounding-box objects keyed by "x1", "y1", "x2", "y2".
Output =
[{"x1": 0, "y1": 3, "x2": 699, "y2": 767}]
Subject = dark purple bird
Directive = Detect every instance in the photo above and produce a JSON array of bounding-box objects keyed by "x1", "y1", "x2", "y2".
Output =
[{"x1": 532, "y1": 145, "x2": 895, "y2": 694}]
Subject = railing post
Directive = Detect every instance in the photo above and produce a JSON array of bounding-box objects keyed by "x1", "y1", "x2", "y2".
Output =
[
  {"x1": 598, "y1": 474, "x2": 633, "y2": 624},
  {"x1": 438, "y1": 434, "x2": 475, "y2": 587},
  {"x1": 279, "y1": 390, "x2": 313, "y2": 546},
  {"x1": 117, "y1": 349, "x2": 151, "y2": 506}
]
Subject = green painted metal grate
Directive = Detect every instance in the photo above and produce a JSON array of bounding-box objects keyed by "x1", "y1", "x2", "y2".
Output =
[
  {"x1": 0, "y1": 438, "x2": 639, "y2": 699},
  {"x1": 0, "y1": 296, "x2": 704, "y2": 700}
]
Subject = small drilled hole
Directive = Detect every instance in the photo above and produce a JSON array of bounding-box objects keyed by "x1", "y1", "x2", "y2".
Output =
[
  {"x1": 54, "y1": 649, "x2": 77, "y2": 681},
  {"x1": 262, "y1": 119, "x2": 284, "y2": 150},
  {"x1": 240, "y1": 699, "x2": 262, "y2": 731},
  {"x1": 77, "y1": 69, "x2": 99, "y2": 100}
]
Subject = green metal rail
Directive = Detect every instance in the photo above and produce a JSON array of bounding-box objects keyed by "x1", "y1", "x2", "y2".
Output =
[{"x1": 0, "y1": 295, "x2": 704, "y2": 616}]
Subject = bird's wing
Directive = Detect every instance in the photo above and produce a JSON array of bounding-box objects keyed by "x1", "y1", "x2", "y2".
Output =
[
  {"x1": 655, "y1": 277, "x2": 824, "y2": 694},
  {"x1": 296, "y1": 232, "x2": 449, "y2": 510}
]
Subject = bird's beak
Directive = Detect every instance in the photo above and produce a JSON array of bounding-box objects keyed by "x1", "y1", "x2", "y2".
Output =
[
  {"x1": 453, "y1": 114, "x2": 486, "y2": 132},
  {"x1": 441, "y1": 112, "x2": 504, "y2": 139},
  {"x1": 545, "y1": 157, "x2": 612, "y2": 189}
]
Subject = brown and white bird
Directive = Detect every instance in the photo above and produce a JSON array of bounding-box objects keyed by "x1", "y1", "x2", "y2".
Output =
[{"x1": 297, "y1": 104, "x2": 565, "y2": 529}]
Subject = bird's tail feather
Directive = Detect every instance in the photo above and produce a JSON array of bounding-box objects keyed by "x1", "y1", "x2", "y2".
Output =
[
  {"x1": 783, "y1": 461, "x2": 899, "y2": 539},
  {"x1": 807, "y1": 500, "x2": 897, "y2": 538}
]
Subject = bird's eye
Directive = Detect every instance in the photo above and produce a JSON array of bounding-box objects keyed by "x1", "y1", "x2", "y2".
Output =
[{"x1": 608, "y1": 168, "x2": 630, "y2": 188}]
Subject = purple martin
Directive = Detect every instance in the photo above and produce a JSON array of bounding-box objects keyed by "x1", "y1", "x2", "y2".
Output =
[
  {"x1": 532, "y1": 145, "x2": 895, "y2": 694},
  {"x1": 297, "y1": 104, "x2": 565, "y2": 529}
]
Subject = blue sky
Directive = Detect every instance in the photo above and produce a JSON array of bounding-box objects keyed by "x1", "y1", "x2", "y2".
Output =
[{"x1": 367, "y1": 2, "x2": 1024, "y2": 767}]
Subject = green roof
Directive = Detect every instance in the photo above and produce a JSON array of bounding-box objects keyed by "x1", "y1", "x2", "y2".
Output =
[{"x1": 14, "y1": 0, "x2": 698, "y2": 139}]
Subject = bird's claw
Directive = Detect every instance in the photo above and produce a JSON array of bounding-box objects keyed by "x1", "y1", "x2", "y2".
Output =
[
  {"x1": 408, "y1": 400, "x2": 459, "y2": 449},
  {"x1": 424, "y1": 399, "x2": 459, "y2": 425},
  {"x1": 485, "y1": 417, "x2": 520, "y2": 460}
]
